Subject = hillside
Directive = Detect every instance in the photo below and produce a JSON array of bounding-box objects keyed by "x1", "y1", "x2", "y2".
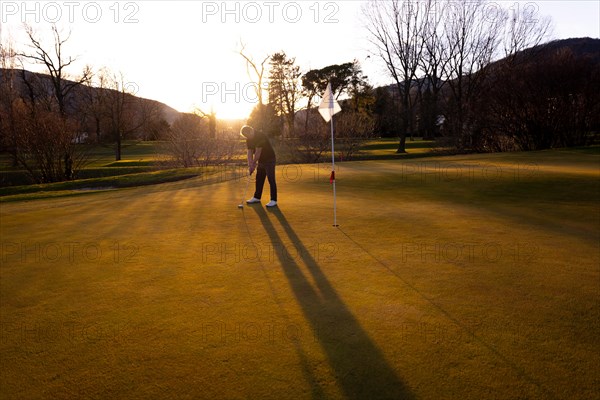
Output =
[
  {"x1": 0, "y1": 68, "x2": 181, "y2": 125},
  {"x1": 528, "y1": 37, "x2": 600, "y2": 63},
  {"x1": 377, "y1": 37, "x2": 600, "y2": 95}
]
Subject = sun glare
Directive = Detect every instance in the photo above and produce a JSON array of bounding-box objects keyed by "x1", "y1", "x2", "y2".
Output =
[
  {"x1": 163, "y1": 37, "x2": 261, "y2": 121},
  {"x1": 215, "y1": 101, "x2": 256, "y2": 122},
  {"x1": 192, "y1": 99, "x2": 255, "y2": 122}
]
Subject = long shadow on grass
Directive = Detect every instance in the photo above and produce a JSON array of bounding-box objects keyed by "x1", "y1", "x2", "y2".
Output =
[
  {"x1": 337, "y1": 228, "x2": 558, "y2": 400},
  {"x1": 252, "y1": 206, "x2": 413, "y2": 399}
]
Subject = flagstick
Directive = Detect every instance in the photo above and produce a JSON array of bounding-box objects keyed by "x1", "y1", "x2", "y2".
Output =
[
  {"x1": 331, "y1": 115, "x2": 338, "y2": 227},
  {"x1": 318, "y1": 82, "x2": 341, "y2": 228}
]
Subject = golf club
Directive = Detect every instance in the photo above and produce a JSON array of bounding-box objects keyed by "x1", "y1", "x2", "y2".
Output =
[{"x1": 238, "y1": 173, "x2": 252, "y2": 209}]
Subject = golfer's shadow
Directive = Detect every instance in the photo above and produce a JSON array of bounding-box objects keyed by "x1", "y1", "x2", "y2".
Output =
[{"x1": 253, "y1": 206, "x2": 414, "y2": 399}]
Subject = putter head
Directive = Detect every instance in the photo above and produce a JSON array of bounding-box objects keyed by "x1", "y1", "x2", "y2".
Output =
[{"x1": 238, "y1": 204, "x2": 244, "y2": 209}]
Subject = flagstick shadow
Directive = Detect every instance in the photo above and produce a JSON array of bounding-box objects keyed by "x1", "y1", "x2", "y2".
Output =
[
  {"x1": 253, "y1": 206, "x2": 414, "y2": 399},
  {"x1": 336, "y1": 227, "x2": 557, "y2": 399}
]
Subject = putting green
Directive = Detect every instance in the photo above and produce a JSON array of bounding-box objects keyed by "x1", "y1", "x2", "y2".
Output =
[{"x1": 1, "y1": 149, "x2": 598, "y2": 399}]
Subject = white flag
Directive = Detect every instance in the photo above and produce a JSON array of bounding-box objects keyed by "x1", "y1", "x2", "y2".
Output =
[{"x1": 318, "y1": 83, "x2": 341, "y2": 122}]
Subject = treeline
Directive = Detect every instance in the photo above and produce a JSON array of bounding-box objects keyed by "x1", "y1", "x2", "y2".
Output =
[
  {"x1": 242, "y1": 52, "x2": 375, "y2": 163},
  {"x1": 477, "y1": 40, "x2": 600, "y2": 151},
  {"x1": 3, "y1": 2, "x2": 599, "y2": 184},
  {"x1": 247, "y1": 0, "x2": 598, "y2": 156},
  {"x1": 0, "y1": 25, "x2": 178, "y2": 183},
  {"x1": 363, "y1": 0, "x2": 599, "y2": 152}
]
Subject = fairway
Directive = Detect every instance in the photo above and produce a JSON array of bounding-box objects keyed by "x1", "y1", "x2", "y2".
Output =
[{"x1": 1, "y1": 149, "x2": 599, "y2": 399}]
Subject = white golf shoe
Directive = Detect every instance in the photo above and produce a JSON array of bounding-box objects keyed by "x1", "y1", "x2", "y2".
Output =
[
  {"x1": 246, "y1": 197, "x2": 261, "y2": 204},
  {"x1": 266, "y1": 200, "x2": 278, "y2": 207}
]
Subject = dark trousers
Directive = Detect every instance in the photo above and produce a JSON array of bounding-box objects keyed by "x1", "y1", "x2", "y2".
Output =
[{"x1": 254, "y1": 161, "x2": 277, "y2": 201}]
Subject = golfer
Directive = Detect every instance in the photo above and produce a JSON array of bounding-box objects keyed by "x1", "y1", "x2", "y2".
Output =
[{"x1": 240, "y1": 125, "x2": 278, "y2": 207}]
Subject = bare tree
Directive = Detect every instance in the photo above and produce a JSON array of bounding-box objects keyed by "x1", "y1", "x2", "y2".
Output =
[
  {"x1": 418, "y1": 0, "x2": 453, "y2": 139},
  {"x1": 364, "y1": 0, "x2": 556, "y2": 152},
  {"x1": 164, "y1": 113, "x2": 205, "y2": 168},
  {"x1": 19, "y1": 24, "x2": 91, "y2": 117},
  {"x1": 238, "y1": 42, "x2": 273, "y2": 135},
  {"x1": 163, "y1": 112, "x2": 239, "y2": 167},
  {"x1": 137, "y1": 97, "x2": 164, "y2": 141},
  {"x1": 364, "y1": 0, "x2": 429, "y2": 153},
  {"x1": 194, "y1": 107, "x2": 217, "y2": 139},
  {"x1": 11, "y1": 103, "x2": 89, "y2": 182},
  {"x1": 0, "y1": 38, "x2": 20, "y2": 167},
  {"x1": 81, "y1": 67, "x2": 165, "y2": 150},
  {"x1": 336, "y1": 108, "x2": 375, "y2": 161},
  {"x1": 80, "y1": 70, "x2": 108, "y2": 143},
  {"x1": 440, "y1": 0, "x2": 552, "y2": 149},
  {"x1": 442, "y1": 0, "x2": 503, "y2": 147},
  {"x1": 500, "y1": 4, "x2": 553, "y2": 61},
  {"x1": 5, "y1": 25, "x2": 92, "y2": 182},
  {"x1": 96, "y1": 69, "x2": 146, "y2": 160},
  {"x1": 470, "y1": 4, "x2": 553, "y2": 151},
  {"x1": 238, "y1": 41, "x2": 269, "y2": 106}
]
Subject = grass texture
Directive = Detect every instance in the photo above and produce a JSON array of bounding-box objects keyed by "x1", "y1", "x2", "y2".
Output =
[{"x1": 0, "y1": 148, "x2": 598, "y2": 399}]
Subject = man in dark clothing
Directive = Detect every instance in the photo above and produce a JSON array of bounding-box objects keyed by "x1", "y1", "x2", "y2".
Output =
[{"x1": 240, "y1": 125, "x2": 277, "y2": 207}]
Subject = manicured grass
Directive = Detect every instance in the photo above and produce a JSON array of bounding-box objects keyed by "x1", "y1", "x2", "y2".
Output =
[
  {"x1": 0, "y1": 138, "x2": 433, "y2": 187},
  {"x1": 0, "y1": 169, "x2": 203, "y2": 202},
  {"x1": 360, "y1": 137, "x2": 434, "y2": 152},
  {"x1": 0, "y1": 148, "x2": 598, "y2": 399},
  {"x1": 0, "y1": 141, "x2": 166, "y2": 186}
]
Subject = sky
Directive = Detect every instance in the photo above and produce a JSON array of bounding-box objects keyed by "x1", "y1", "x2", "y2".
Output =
[{"x1": 1, "y1": 0, "x2": 599, "y2": 120}]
